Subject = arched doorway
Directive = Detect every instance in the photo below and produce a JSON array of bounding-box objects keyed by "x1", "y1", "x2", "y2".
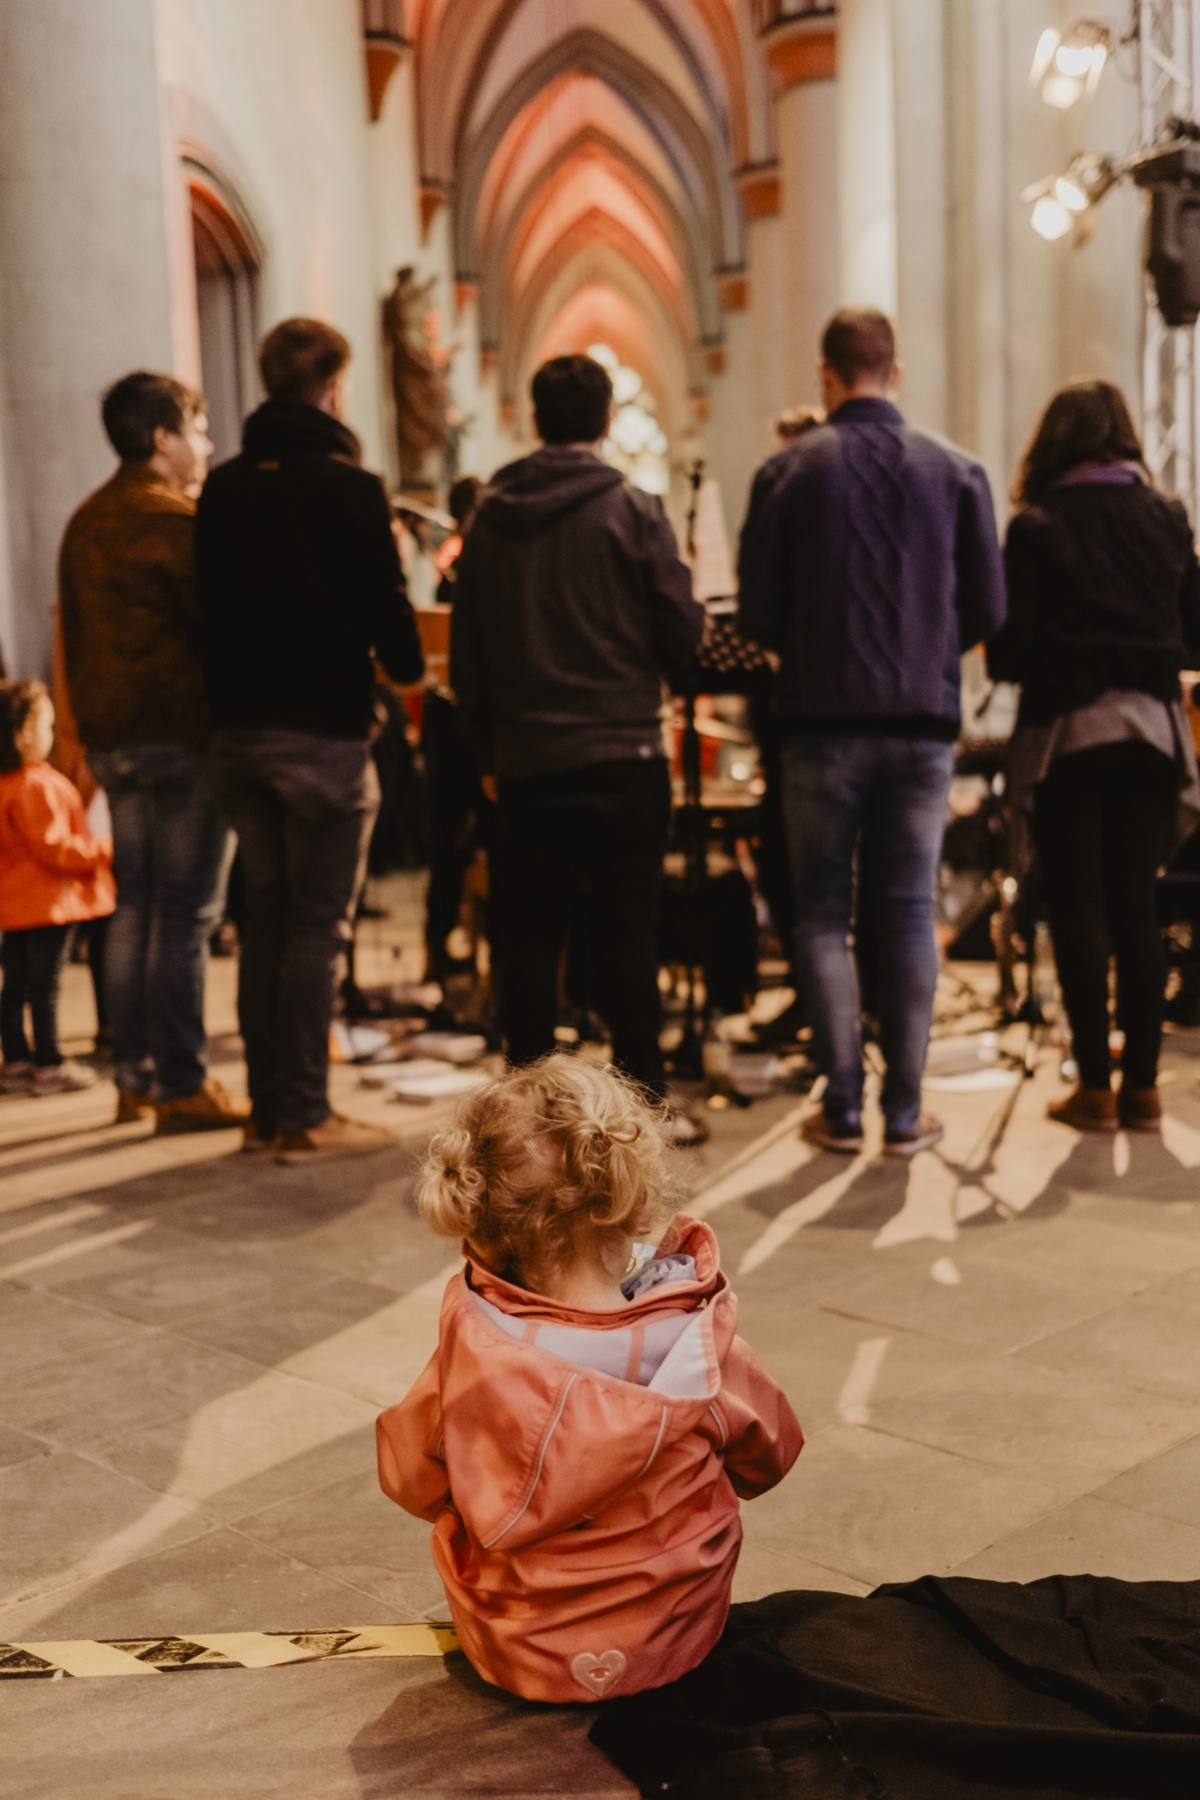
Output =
[{"x1": 188, "y1": 170, "x2": 261, "y2": 461}]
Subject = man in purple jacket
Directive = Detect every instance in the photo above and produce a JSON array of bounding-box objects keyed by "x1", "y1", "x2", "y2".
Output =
[{"x1": 739, "y1": 310, "x2": 1006, "y2": 1156}]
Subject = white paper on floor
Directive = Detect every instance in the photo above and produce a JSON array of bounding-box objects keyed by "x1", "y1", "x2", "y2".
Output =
[
  {"x1": 408, "y1": 1032, "x2": 488, "y2": 1065},
  {"x1": 388, "y1": 1068, "x2": 490, "y2": 1103},
  {"x1": 930, "y1": 1256, "x2": 962, "y2": 1286}
]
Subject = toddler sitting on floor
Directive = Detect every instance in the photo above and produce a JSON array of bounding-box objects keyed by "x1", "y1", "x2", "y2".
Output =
[{"x1": 376, "y1": 1056, "x2": 802, "y2": 1703}]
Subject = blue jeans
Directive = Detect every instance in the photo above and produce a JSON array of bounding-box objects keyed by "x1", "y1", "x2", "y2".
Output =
[
  {"x1": 209, "y1": 730, "x2": 379, "y2": 1134},
  {"x1": 88, "y1": 745, "x2": 233, "y2": 1102},
  {"x1": 781, "y1": 735, "x2": 954, "y2": 1133}
]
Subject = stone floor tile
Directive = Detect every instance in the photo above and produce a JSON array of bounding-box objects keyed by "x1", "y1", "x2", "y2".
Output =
[
  {"x1": 23, "y1": 1234, "x2": 331, "y2": 1327},
  {"x1": 1012, "y1": 1294, "x2": 1200, "y2": 1403},
  {"x1": 98, "y1": 1373, "x2": 378, "y2": 1521},
  {"x1": 0, "y1": 1279, "x2": 141, "y2": 1374},
  {"x1": 0, "y1": 1659, "x2": 634, "y2": 1800},
  {"x1": 6, "y1": 1524, "x2": 395, "y2": 1642},
  {"x1": 873, "y1": 1355, "x2": 1200, "y2": 1487},
  {"x1": 733, "y1": 1531, "x2": 873, "y2": 1601},
  {"x1": 0, "y1": 1451, "x2": 205, "y2": 1615},
  {"x1": 747, "y1": 1423, "x2": 1067, "y2": 1587},
  {"x1": 957, "y1": 1211, "x2": 1200, "y2": 1293},
  {"x1": 0, "y1": 1328, "x2": 266, "y2": 1452},
  {"x1": 0, "y1": 1420, "x2": 50, "y2": 1470},
  {"x1": 235, "y1": 1469, "x2": 449, "y2": 1620},
  {"x1": 733, "y1": 1303, "x2": 980, "y2": 1435},
  {"x1": 176, "y1": 1272, "x2": 411, "y2": 1366},
  {"x1": 949, "y1": 1493, "x2": 1200, "y2": 1582},
  {"x1": 815, "y1": 1255, "x2": 1117, "y2": 1354},
  {"x1": 1091, "y1": 1432, "x2": 1200, "y2": 1529}
]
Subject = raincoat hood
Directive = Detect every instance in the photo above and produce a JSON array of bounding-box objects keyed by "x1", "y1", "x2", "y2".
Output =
[
  {"x1": 377, "y1": 1215, "x2": 802, "y2": 1703},
  {"x1": 476, "y1": 444, "x2": 624, "y2": 539}
]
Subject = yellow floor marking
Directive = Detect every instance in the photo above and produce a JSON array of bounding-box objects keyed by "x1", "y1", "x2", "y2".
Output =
[
  {"x1": 184, "y1": 1633, "x2": 330, "y2": 1669},
  {"x1": 13, "y1": 1640, "x2": 158, "y2": 1678},
  {"x1": 1, "y1": 1626, "x2": 460, "y2": 1678}
]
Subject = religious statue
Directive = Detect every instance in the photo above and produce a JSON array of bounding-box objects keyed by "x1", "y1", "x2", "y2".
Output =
[{"x1": 382, "y1": 266, "x2": 459, "y2": 494}]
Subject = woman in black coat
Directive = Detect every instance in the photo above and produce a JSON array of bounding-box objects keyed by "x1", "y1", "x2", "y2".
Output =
[{"x1": 989, "y1": 380, "x2": 1200, "y2": 1132}]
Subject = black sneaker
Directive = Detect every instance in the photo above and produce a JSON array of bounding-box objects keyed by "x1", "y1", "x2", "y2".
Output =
[{"x1": 802, "y1": 1110, "x2": 864, "y2": 1154}]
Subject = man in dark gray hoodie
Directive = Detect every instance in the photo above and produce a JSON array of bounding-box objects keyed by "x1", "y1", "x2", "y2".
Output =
[{"x1": 452, "y1": 355, "x2": 704, "y2": 1106}]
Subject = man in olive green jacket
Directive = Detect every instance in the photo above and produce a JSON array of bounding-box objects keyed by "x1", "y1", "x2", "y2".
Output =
[{"x1": 59, "y1": 372, "x2": 247, "y2": 1134}]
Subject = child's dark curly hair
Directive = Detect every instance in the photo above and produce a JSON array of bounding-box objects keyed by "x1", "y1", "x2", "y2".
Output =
[{"x1": 0, "y1": 680, "x2": 49, "y2": 774}]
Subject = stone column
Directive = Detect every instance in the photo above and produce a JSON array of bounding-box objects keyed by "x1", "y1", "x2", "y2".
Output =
[
  {"x1": 748, "y1": 12, "x2": 839, "y2": 414},
  {"x1": 0, "y1": 0, "x2": 176, "y2": 674},
  {"x1": 837, "y1": 0, "x2": 898, "y2": 314}
]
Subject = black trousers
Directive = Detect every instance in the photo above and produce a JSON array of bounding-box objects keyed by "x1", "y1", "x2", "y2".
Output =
[
  {"x1": 1, "y1": 924, "x2": 71, "y2": 1067},
  {"x1": 1034, "y1": 740, "x2": 1176, "y2": 1091},
  {"x1": 495, "y1": 757, "x2": 671, "y2": 1098},
  {"x1": 210, "y1": 729, "x2": 380, "y2": 1135}
]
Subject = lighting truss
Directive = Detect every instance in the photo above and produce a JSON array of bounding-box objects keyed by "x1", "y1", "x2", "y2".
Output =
[{"x1": 1139, "y1": 1, "x2": 1200, "y2": 520}]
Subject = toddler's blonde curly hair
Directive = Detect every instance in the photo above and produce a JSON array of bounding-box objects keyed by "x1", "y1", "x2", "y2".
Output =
[{"x1": 416, "y1": 1056, "x2": 670, "y2": 1287}]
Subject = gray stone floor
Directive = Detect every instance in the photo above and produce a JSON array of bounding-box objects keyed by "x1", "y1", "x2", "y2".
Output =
[{"x1": 4, "y1": 921, "x2": 1200, "y2": 1795}]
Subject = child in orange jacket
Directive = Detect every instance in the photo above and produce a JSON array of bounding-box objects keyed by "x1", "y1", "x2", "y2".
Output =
[
  {"x1": 0, "y1": 681, "x2": 114, "y2": 1093},
  {"x1": 377, "y1": 1057, "x2": 802, "y2": 1704}
]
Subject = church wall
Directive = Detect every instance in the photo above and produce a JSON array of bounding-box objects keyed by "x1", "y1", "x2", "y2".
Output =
[{"x1": 0, "y1": 0, "x2": 177, "y2": 677}]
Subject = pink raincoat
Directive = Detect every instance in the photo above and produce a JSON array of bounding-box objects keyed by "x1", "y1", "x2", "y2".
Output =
[{"x1": 377, "y1": 1215, "x2": 802, "y2": 1702}]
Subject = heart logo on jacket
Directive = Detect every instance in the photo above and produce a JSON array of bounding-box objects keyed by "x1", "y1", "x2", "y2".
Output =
[{"x1": 570, "y1": 1649, "x2": 627, "y2": 1697}]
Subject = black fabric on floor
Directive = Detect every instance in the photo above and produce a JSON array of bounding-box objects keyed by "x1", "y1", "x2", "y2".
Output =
[{"x1": 588, "y1": 1577, "x2": 1200, "y2": 1799}]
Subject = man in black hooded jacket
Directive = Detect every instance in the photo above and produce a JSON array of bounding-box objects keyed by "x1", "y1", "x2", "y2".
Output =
[
  {"x1": 196, "y1": 318, "x2": 423, "y2": 1163},
  {"x1": 452, "y1": 354, "x2": 704, "y2": 1105}
]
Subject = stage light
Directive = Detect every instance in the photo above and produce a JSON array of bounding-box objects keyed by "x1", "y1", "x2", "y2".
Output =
[
  {"x1": 1031, "y1": 194, "x2": 1073, "y2": 240},
  {"x1": 1030, "y1": 23, "x2": 1110, "y2": 109},
  {"x1": 1023, "y1": 152, "x2": 1121, "y2": 243},
  {"x1": 1054, "y1": 174, "x2": 1089, "y2": 213}
]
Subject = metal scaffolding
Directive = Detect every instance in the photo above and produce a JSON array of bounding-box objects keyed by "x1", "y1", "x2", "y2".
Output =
[{"x1": 1139, "y1": 0, "x2": 1200, "y2": 521}]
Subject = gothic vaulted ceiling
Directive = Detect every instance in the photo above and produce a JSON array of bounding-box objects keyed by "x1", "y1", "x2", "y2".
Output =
[{"x1": 410, "y1": 0, "x2": 776, "y2": 418}]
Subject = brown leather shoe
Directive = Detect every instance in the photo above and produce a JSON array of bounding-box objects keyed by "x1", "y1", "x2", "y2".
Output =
[
  {"x1": 274, "y1": 1113, "x2": 395, "y2": 1163},
  {"x1": 155, "y1": 1079, "x2": 251, "y2": 1135},
  {"x1": 1118, "y1": 1084, "x2": 1162, "y2": 1131},
  {"x1": 115, "y1": 1090, "x2": 155, "y2": 1125},
  {"x1": 1047, "y1": 1086, "x2": 1118, "y2": 1132}
]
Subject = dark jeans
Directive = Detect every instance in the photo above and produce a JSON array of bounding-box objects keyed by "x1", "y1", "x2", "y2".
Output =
[
  {"x1": 496, "y1": 757, "x2": 672, "y2": 1099},
  {"x1": 88, "y1": 745, "x2": 233, "y2": 1102},
  {"x1": 210, "y1": 729, "x2": 380, "y2": 1134},
  {"x1": 1, "y1": 924, "x2": 71, "y2": 1066},
  {"x1": 1034, "y1": 739, "x2": 1176, "y2": 1091},
  {"x1": 781, "y1": 734, "x2": 955, "y2": 1132}
]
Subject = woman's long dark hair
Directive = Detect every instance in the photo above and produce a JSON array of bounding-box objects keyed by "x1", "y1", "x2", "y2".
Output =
[{"x1": 1013, "y1": 379, "x2": 1146, "y2": 507}]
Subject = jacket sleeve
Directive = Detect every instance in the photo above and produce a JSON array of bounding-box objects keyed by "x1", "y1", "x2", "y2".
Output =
[
  {"x1": 376, "y1": 1352, "x2": 451, "y2": 1523},
  {"x1": 9, "y1": 779, "x2": 108, "y2": 878},
  {"x1": 954, "y1": 463, "x2": 1007, "y2": 649},
  {"x1": 737, "y1": 470, "x2": 790, "y2": 652},
  {"x1": 359, "y1": 477, "x2": 425, "y2": 687},
  {"x1": 637, "y1": 495, "x2": 705, "y2": 677},
  {"x1": 986, "y1": 514, "x2": 1040, "y2": 685},
  {"x1": 449, "y1": 533, "x2": 495, "y2": 774},
  {"x1": 717, "y1": 1335, "x2": 803, "y2": 1500},
  {"x1": 1176, "y1": 516, "x2": 1200, "y2": 662}
]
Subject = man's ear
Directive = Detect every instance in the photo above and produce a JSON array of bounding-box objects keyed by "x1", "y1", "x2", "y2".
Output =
[{"x1": 888, "y1": 362, "x2": 903, "y2": 393}]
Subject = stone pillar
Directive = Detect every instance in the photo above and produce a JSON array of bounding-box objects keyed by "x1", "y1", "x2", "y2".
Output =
[
  {"x1": 752, "y1": 12, "x2": 839, "y2": 412},
  {"x1": 0, "y1": 0, "x2": 176, "y2": 674},
  {"x1": 837, "y1": 0, "x2": 898, "y2": 314}
]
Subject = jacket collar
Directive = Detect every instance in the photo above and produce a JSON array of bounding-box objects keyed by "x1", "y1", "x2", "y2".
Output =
[
  {"x1": 465, "y1": 1214, "x2": 725, "y2": 1328},
  {"x1": 240, "y1": 399, "x2": 363, "y2": 464},
  {"x1": 830, "y1": 396, "x2": 905, "y2": 427}
]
